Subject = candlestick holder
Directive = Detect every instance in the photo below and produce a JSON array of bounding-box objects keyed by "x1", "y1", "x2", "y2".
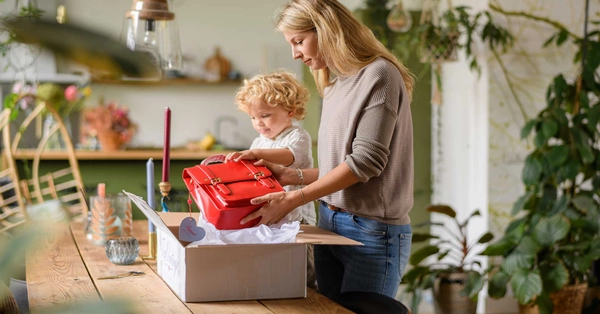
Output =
[
  {"x1": 159, "y1": 181, "x2": 172, "y2": 212},
  {"x1": 144, "y1": 232, "x2": 157, "y2": 260}
]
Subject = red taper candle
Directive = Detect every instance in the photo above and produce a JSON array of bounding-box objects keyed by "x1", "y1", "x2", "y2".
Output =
[{"x1": 162, "y1": 107, "x2": 171, "y2": 182}]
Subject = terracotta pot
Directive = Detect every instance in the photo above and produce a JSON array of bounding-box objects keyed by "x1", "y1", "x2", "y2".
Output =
[
  {"x1": 433, "y1": 272, "x2": 477, "y2": 314},
  {"x1": 97, "y1": 131, "x2": 124, "y2": 151}
]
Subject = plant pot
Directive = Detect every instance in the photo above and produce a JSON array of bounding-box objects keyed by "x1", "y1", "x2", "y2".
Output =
[
  {"x1": 433, "y1": 273, "x2": 477, "y2": 314},
  {"x1": 97, "y1": 131, "x2": 124, "y2": 151},
  {"x1": 518, "y1": 283, "x2": 588, "y2": 314},
  {"x1": 419, "y1": 31, "x2": 459, "y2": 64}
]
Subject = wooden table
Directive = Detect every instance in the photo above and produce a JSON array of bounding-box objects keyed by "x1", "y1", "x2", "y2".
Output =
[{"x1": 26, "y1": 220, "x2": 351, "y2": 314}]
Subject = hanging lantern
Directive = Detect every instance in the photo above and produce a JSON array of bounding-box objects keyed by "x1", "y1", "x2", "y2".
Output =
[{"x1": 121, "y1": 0, "x2": 183, "y2": 78}]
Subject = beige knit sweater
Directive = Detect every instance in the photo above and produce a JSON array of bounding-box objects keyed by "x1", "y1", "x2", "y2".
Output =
[{"x1": 318, "y1": 57, "x2": 414, "y2": 225}]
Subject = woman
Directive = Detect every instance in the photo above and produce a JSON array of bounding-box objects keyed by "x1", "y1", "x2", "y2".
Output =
[{"x1": 241, "y1": 0, "x2": 415, "y2": 300}]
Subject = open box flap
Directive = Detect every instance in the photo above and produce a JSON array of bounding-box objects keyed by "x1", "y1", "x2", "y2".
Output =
[
  {"x1": 156, "y1": 212, "x2": 362, "y2": 246},
  {"x1": 297, "y1": 225, "x2": 362, "y2": 245},
  {"x1": 124, "y1": 191, "x2": 174, "y2": 239}
]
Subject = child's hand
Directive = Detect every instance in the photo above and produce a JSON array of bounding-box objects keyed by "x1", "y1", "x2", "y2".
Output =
[{"x1": 225, "y1": 150, "x2": 256, "y2": 162}]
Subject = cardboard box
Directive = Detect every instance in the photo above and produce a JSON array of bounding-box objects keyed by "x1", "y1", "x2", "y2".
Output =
[{"x1": 128, "y1": 192, "x2": 361, "y2": 303}]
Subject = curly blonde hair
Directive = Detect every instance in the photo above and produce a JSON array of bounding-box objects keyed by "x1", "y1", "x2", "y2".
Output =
[{"x1": 235, "y1": 70, "x2": 309, "y2": 120}]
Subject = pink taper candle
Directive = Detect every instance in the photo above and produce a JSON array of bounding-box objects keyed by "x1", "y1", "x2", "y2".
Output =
[{"x1": 162, "y1": 107, "x2": 171, "y2": 182}]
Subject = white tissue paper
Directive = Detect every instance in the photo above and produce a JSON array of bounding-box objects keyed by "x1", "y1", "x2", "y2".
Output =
[
  {"x1": 191, "y1": 211, "x2": 300, "y2": 246},
  {"x1": 124, "y1": 190, "x2": 301, "y2": 247}
]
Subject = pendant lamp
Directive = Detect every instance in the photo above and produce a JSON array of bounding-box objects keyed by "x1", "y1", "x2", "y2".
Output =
[{"x1": 121, "y1": 0, "x2": 183, "y2": 78}]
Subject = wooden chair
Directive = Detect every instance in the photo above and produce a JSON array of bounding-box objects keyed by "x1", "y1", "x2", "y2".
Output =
[
  {"x1": 4, "y1": 101, "x2": 88, "y2": 222},
  {"x1": 0, "y1": 108, "x2": 28, "y2": 236}
]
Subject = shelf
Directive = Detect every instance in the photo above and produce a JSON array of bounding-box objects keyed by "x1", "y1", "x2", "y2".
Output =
[
  {"x1": 90, "y1": 77, "x2": 242, "y2": 86},
  {"x1": 12, "y1": 149, "x2": 234, "y2": 161}
]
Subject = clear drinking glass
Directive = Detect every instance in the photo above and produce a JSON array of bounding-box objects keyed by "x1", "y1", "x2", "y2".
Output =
[
  {"x1": 105, "y1": 237, "x2": 139, "y2": 265},
  {"x1": 87, "y1": 194, "x2": 133, "y2": 245}
]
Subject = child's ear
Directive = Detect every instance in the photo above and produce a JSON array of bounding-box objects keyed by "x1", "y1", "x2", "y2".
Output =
[{"x1": 288, "y1": 110, "x2": 295, "y2": 117}]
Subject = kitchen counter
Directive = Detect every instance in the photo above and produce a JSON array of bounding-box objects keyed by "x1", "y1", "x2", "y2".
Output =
[{"x1": 11, "y1": 149, "x2": 234, "y2": 161}]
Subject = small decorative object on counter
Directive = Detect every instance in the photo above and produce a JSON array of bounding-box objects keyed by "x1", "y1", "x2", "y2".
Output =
[
  {"x1": 105, "y1": 236, "x2": 139, "y2": 265},
  {"x1": 204, "y1": 46, "x2": 231, "y2": 82},
  {"x1": 87, "y1": 183, "x2": 133, "y2": 245}
]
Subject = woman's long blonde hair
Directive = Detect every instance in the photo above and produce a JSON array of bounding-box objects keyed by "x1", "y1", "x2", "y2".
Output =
[{"x1": 275, "y1": 0, "x2": 414, "y2": 99}]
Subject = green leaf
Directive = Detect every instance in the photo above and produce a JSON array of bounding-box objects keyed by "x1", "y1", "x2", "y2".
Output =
[
  {"x1": 562, "y1": 254, "x2": 593, "y2": 274},
  {"x1": 522, "y1": 156, "x2": 543, "y2": 186},
  {"x1": 426, "y1": 204, "x2": 456, "y2": 218},
  {"x1": 502, "y1": 250, "x2": 534, "y2": 274},
  {"x1": 587, "y1": 104, "x2": 600, "y2": 129},
  {"x1": 488, "y1": 271, "x2": 509, "y2": 298},
  {"x1": 546, "y1": 145, "x2": 569, "y2": 168},
  {"x1": 557, "y1": 158, "x2": 580, "y2": 182},
  {"x1": 512, "y1": 192, "x2": 532, "y2": 215},
  {"x1": 412, "y1": 233, "x2": 438, "y2": 242},
  {"x1": 402, "y1": 266, "x2": 430, "y2": 283},
  {"x1": 541, "y1": 120, "x2": 558, "y2": 139},
  {"x1": 579, "y1": 90, "x2": 590, "y2": 108},
  {"x1": 556, "y1": 29, "x2": 569, "y2": 46},
  {"x1": 542, "y1": 33, "x2": 556, "y2": 47},
  {"x1": 463, "y1": 272, "x2": 485, "y2": 300},
  {"x1": 510, "y1": 268, "x2": 542, "y2": 305},
  {"x1": 521, "y1": 119, "x2": 537, "y2": 139},
  {"x1": 532, "y1": 215, "x2": 570, "y2": 246},
  {"x1": 514, "y1": 236, "x2": 542, "y2": 255},
  {"x1": 480, "y1": 236, "x2": 516, "y2": 256},
  {"x1": 409, "y1": 245, "x2": 440, "y2": 265},
  {"x1": 534, "y1": 130, "x2": 547, "y2": 148},
  {"x1": 540, "y1": 262, "x2": 568, "y2": 292},
  {"x1": 476, "y1": 232, "x2": 494, "y2": 244},
  {"x1": 572, "y1": 195, "x2": 598, "y2": 212},
  {"x1": 547, "y1": 194, "x2": 568, "y2": 216}
]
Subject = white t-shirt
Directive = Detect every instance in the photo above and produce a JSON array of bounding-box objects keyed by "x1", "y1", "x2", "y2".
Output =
[{"x1": 250, "y1": 125, "x2": 316, "y2": 225}]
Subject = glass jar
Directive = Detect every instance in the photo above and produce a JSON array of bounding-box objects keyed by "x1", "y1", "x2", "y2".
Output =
[
  {"x1": 105, "y1": 237, "x2": 139, "y2": 265},
  {"x1": 87, "y1": 193, "x2": 133, "y2": 245}
]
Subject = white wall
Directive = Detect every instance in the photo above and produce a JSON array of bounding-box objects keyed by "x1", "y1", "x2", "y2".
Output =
[{"x1": 56, "y1": 0, "x2": 308, "y2": 148}]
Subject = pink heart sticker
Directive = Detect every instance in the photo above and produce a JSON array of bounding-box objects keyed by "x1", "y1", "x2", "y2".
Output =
[{"x1": 179, "y1": 217, "x2": 206, "y2": 242}]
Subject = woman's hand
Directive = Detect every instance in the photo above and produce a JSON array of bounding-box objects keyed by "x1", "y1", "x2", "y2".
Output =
[
  {"x1": 240, "y1": 190, "x2": 303, "y2": 226},
  {"x1": 253, "y1": 159, "x2": 297, "y2": 186},
  {"x1": 225, "y1": 150, "x2": 256, "y2": 162}
]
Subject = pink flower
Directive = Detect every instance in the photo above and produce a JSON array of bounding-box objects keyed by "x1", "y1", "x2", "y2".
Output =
[{"x1": 64, "y1": 85, "x2": 79, "y2": 102}]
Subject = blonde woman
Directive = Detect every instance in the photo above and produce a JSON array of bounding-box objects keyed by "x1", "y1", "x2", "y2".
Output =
[{"x1": 242, "y1": 0, "x2": 415, "y2": 299}]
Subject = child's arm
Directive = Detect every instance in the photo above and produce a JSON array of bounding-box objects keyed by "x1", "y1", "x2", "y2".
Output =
[{"x1": 226, "y1": 148, "x2": 295, "y2": 166}]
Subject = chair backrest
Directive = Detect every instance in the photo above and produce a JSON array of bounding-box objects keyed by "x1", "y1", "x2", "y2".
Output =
[
  {"x1": 332, "y1": 291, "x2": 411, "y2": 314},
  {"x1": 0, "y1": 108, "x2": 27, "y2": 236},
  {"x1": 4, "y1": 101, "x2": 88, "y2": 222}
]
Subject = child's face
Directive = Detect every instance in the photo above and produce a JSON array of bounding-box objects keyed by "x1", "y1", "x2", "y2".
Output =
[{"x1": 248, "y1": 99, "x2": 294, "y2": 140}]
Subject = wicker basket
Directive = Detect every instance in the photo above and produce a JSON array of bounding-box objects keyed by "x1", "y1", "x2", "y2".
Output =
[
  {"x1": 433, "y1": 273, "x2": 477, "y2": 314},
  {"x1": 518, "y1": 283, "x2": 588, "y2": 314}
]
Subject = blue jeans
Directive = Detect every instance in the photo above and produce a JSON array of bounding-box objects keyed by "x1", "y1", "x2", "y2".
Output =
[{"x1": 315, "y1": 201, "x2": 412, "y2": 299}]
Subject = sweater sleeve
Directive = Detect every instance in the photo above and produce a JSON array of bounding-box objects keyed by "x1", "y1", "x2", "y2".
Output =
[{"x1": 345, "y1": 63, "x2": 401, "y2": 182}]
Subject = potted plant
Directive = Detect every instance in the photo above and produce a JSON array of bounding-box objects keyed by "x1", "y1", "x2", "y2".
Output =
[
  {"x1": 481, "y1": 6, "x2": 600, "y2": 314},
  {"x1": 402, "y1": 204, "x2": 494, "y2": 314}
]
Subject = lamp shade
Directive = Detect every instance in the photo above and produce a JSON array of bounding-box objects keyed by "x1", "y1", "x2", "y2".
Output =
[{"x1": 121, "y1": 0, "x2": 183, "y2": 77}]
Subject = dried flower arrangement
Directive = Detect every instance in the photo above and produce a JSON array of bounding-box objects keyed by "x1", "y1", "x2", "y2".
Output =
[{"x1": 82, "y1": 101, "x2": 137, "y2": 151}]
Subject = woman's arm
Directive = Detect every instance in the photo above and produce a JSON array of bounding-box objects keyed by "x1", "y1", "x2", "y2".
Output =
[{"x1": 241, "y1": 161, "x2": 358, "y2": 225}]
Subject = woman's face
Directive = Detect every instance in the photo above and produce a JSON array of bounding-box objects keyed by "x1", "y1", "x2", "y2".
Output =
[
  {"x1": 248, "y1": 99, "x2": 294, "y2": 140},
  {"x1": 283, "y1": 30, "x2": 326, "y2": 70}
]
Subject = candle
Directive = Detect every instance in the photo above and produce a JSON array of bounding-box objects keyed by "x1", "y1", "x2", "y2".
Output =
[
  {"x1": 162, "y1": 107, "x2": 171, "y2": 182},
  {"x1": 97, "y1": 183, "x2": 106, "y2": 197},
  {"x1": 147, "y1": 158, "x2": 156, "y2": 233}
]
